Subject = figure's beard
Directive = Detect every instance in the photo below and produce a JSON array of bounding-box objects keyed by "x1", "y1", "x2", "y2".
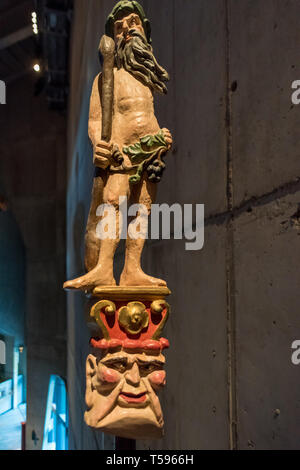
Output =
[{"x1": 116, "y1": 30, "x2": 169, "y2": 95}]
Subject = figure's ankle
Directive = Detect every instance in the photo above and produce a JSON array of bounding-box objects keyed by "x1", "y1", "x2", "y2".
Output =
[
  {"x1": 122, "y1": 261, "x2": 142, "y2": 272},
  {"x1": 93, "y1": 261, "x2": 114, "y2": 275},
  {"x1": 121, "y1": 265, "x2": 141, "y2": 278}
]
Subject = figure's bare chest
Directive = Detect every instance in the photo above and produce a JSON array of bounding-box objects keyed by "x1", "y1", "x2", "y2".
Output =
[{"x1": 113, "y1": 68, "x2": 154, "y2": 114}]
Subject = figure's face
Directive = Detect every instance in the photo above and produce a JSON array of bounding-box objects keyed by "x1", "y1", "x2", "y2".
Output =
[
  {"x1": 113, "y1": 12, "x2": 145, "y2": 44},
  {"x1": 85, "y1": 350, "x2": 166, "y2": 439}
]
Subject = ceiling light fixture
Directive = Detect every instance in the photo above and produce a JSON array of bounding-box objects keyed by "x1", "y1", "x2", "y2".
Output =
[{"x1": 31, "y1": 11, "x2": 39, "y2": 35}]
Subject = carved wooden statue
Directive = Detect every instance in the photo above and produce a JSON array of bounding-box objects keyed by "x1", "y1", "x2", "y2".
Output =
[
  {"x1": 64, "y1": 0, "x2": 172, "y2": 292},
  {"x1": 64, "y1": 0, "x2": 172, "y2": 440}
]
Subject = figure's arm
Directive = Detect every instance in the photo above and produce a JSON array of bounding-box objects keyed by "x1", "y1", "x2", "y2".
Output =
[
  {"x1": 88, "y1": 74, "x2": 112, "y2": 169},
  {"x1": 88, "y1": 74, "x2": 102, "y2": 148}
]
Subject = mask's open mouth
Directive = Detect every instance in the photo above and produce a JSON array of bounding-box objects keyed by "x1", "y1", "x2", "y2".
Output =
[{"x1": 119, "y1": 392, "x2": 147, "y2": 403}]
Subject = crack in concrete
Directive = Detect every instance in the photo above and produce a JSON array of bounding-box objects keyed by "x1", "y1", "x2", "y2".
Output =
[
  {"x1": 114, "y1": 176, "x2": 300, "y2": 258},
  {"x1": 205, "y1": 177, "x2": 300, "y2": 227}
]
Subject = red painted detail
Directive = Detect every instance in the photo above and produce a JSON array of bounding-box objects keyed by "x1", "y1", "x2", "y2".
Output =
[
  {"x1": 148, "y1": 370, "x2": 166, "y2": 387},
  {"x1": 90, "y1": 338, "x2": 108, "y2": 349},
  {"x1": 95, "y1": 301, "x2": 168, "y2": 343},
  {"x1": 21, "y1": 422, "x2": 26, "y2": 451},
  {"x1": 123, "y1": 339, "x2": 143, "y2": 349},
  {"x1": 119, "y1": 392, "x2": 147, "y2": 403},
  {"x1": 90, "y1": 336, "x2": 170, "y2": 351},
  {"x1": 109, "y1": 339, "x2": 123, "y2": 348},
  {"x1": 159, "y1": 338, "x2": 170, "y2": 349},
  {"x1": 141, "y1": 339, "x2": 161, "y2": 350},
  {"x1": 100, "y1": 367, "x2": 120, "y2": 384}
]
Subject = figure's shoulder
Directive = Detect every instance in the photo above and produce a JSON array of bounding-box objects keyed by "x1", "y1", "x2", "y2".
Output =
[
  {"x1": 93, "y1": 72, "x2": 102, "y2": 85},
  {"x1": 113, "y1": 67, "x2": 121, "y2": 78},
  {"x1": 90, "y1": 73, "x2": 103, "y2": 98},
  {"x1": 113, "y1": 67, "x2": 129, "y2": 79}
]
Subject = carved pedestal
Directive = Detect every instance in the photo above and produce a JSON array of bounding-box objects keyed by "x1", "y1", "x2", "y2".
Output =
[{"x1": 84, "y1": 287, "x2": 171, "y2": 440}]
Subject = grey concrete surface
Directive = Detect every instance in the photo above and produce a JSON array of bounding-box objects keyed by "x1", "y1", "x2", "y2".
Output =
[
  {"x1": 234, "y1": 193, "x2": 300, "y2": 449},
  {"x1": 230, "y1": 0, "x2": 300, "y2": 206},
  {"x1": 142, "y1": 0, "x2": 228, "y2": 214}
]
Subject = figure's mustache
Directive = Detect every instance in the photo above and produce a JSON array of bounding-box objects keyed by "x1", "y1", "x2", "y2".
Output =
[{"x1": 118, "y1": 29, "x2": 147, "y2": 49}]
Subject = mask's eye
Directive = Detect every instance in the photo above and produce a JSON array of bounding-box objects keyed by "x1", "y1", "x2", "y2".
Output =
[
  {"x1": 138, "y1": 362, "x2": 163, "y2": 376},
  {"x1": 104, "y1": 359, "x2": 127, "y2": 373}
]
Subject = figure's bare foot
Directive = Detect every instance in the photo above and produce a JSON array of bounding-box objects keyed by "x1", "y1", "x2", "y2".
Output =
[
  {"x1": 64, "y1": 267, "x2": 116, "y2": 292},
  {"x1": 119, "y1": 268, "x2": 167, "y2": 287}
]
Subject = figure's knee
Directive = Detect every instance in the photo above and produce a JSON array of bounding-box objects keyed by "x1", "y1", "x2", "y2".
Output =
[
  {"x1": 139, "y1": 195, "x2": 153, "y2": 214},
  {"x1": 103, "y1": 174, "x2": 129, "y2": 209}
]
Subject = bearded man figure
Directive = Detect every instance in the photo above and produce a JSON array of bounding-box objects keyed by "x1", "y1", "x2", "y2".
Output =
[{"x1": 64, "y1": 0, "x2": 173, "y2": 292}]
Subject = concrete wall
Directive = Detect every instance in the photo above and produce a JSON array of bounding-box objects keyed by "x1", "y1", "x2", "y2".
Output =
[
  {"x1": 66, "y1": 0, "x2": 300, "y2": 449},
  {"x1": 0, "y1": 74, "x2": 67, "y2": 449}
]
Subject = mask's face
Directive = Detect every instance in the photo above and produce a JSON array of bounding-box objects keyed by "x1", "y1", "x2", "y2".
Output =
[{"x1": 85, "y1": 350, "x2": 166, "y2": 439}]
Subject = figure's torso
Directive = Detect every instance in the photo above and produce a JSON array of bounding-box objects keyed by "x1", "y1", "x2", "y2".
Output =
[{"x1": 112, "y1": 68, "x2": 160, "y2": 153}]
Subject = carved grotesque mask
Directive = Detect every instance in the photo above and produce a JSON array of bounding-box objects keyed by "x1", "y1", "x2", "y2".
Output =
[
  {"x1": 84, "y1": 298, "x2": 170, "y2": 439},
  {"x1": 85, "y1": 349, "x2": 166, "y2": 439}
]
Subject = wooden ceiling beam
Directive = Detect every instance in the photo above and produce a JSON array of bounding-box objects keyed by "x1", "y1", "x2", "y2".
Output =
[{"x1": 0, "y1": 25, "x2": 33, "y2": 51}]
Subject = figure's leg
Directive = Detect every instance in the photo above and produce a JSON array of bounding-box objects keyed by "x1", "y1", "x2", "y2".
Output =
[
  {"x1": 64, "y1": 173, "x2": 130, "y2": 291},
  {"x1": 120, "y1": 177, "x2": 167, "y2": 287}
]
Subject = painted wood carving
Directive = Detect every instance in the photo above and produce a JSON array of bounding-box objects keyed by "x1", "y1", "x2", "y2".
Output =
[{"x1": 64, "y1": 1, "x2": 172, "y2": 440}]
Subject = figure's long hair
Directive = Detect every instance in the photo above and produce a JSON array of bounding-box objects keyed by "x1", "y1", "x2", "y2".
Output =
[{"x1": 116, "y1": 30, "x2": 169, "y2": 95}]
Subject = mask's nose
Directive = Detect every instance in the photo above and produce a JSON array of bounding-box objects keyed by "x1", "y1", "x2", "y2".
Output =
[{"x1": 125, "y1": 362, "x2": 141, "y2": 386}]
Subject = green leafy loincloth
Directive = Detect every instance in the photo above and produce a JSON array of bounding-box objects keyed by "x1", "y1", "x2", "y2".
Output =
[{"x1": 123, "y1": 130, "x2": 168, "y2": 184}]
